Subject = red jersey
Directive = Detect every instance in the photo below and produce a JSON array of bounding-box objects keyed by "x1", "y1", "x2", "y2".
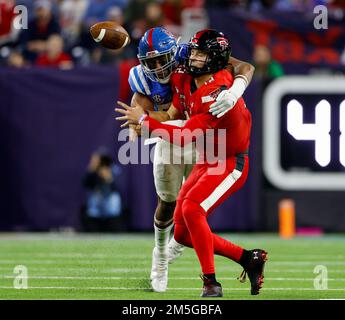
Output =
[{"x1": 143, "y1": 68, "x2": 252, "y2": 158}]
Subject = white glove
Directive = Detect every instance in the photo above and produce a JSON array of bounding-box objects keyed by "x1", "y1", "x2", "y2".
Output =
[{"x1": 209, "y1": 77, "x2": 248, "y2": 118}]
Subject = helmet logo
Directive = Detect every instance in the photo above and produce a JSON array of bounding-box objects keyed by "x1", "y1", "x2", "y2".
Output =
[
  {"x1": 163, "y1": 29, "x2": 175, "y2": 39},
  {"x1": 216, "y1": 37, "x2": 228, "y2": 50},
  {"x1": 191, "y1": 37, "x2": 198, "y2": 44},
  {"x1": 146, "y1": 50, "x2": 158, "y2": 57}
]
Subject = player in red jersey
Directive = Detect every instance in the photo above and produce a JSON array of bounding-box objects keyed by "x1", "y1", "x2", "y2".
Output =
[{"x1": 116, "y1": 29, "x2": 267, "y2": 297}]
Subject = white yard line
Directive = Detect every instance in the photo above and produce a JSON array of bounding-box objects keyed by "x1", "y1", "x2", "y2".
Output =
[
  {"x1": 1, "y1": 275, "x2": 345, "y2": 281},
  {"x1": 0, "y1": 260, "x2": 344, "y2": 265},
  {"x1": 0, "y1": 254, "x2": 151, "y2": 258},
  {"x1": 0, "y1": 253, "x2": 343, "y2": 259},
  {"x1": 0, "y1": 260, "x2": 193, "y2": 265},
  {"x1": 0, "y1": 266, "x2": 344, "y2": 273},
  {"x1": 0, "y1": 286, "x2": 345, "y2": 291},
  {"x1": 268, "y1": 262, "x2": 345, "y2": 265}
]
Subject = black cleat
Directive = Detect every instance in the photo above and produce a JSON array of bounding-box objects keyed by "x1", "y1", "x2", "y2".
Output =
[
  {"x1": 200, "y1": 275, "x2": 223, "y2": 298},
  {"x1": 238, "y1": 249, "x2": 268, "y2": 295}
]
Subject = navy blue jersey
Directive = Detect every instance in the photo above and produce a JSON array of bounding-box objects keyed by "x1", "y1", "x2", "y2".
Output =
[{"x1": 128, "y1": 65, "x2": 172, "y2": 111}]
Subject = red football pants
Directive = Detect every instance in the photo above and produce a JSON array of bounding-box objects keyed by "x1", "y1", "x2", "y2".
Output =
[{"x1": 174, "y1": 154, "x2": 249, "y2": 275}]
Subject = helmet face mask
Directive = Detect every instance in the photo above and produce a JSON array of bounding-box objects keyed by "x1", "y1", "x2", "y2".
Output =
[
  {"x1": 138, "y1": 47, "x2": 177, "y2": 84},
  {"x1": 185, "y1": 29, "x2": 231, "y2": 77},
  {"x1": 138, "y1": 28, "x2": 177, "y2": 84}
]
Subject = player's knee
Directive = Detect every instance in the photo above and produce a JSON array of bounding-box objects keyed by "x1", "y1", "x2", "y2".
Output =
[
  {"x1": 181, "y1": 199, "x2": 204, "y2": 225},
  {"x1": 154, "y1": 197, "x2": 176, "y2": 227},
  {"x1": 156, "y1": 191, "x2": 177, "y2": 203}
]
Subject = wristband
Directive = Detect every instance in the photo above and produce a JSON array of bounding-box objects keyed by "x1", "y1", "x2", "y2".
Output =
[
  {"x1": 234, "y1": 74, "x2": 249, "y2": 86},
  {"x1": 138, "y1": 111, "x2": 149, "y2": 125}
]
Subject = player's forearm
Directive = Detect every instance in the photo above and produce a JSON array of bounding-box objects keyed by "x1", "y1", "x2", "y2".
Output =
[
  {"x1": 231, "y1": 59, "x2": 255, "y2": 85},
  {"x1": 147, "y1": 110, "x2": 171, "y2": 122},
  {"x1": 130, "y1": 92, "x2": 154, "y2": 111}
]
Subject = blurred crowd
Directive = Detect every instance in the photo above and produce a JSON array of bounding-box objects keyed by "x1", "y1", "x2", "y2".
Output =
[
  {"x1": 0, "y1": 0, "x2": 207, "y2": 69},
  {"x1": 209, "y1": 0, "x2": 345, "y2": 11},
  {"x1": 1, "y1": 0, "x2": 344, "y2": 70}
]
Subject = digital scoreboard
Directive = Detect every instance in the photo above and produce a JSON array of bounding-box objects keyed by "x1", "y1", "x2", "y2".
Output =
[{"x1": 263, "y1": 76, "x2": 345, "y2": 190}]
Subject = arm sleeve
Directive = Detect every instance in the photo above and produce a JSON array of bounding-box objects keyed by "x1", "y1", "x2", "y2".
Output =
[{"x1": 142, "y1": 113, "x2": 220, "y2": 146}]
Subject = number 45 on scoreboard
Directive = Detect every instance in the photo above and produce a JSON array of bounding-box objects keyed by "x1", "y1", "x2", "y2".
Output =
[{"x1": 263, "y1": 76, "x2": 345, "y2": 191}]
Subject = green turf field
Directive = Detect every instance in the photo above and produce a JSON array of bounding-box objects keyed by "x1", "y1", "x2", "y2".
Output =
[{"x1": 0, "y1": 233, "x2": 344, "y2": 300}]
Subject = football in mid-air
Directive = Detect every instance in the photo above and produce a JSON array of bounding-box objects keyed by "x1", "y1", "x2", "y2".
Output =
[{"x1": 90, "y1": 21, "x2": 130, "y2": 50}]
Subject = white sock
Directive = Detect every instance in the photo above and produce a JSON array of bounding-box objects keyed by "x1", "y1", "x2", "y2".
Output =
[{"x1": 154, "y1": 223, "x2": 173, "y2": 258}]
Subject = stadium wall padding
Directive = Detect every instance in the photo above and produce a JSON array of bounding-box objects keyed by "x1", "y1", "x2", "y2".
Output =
[{"x1": 0, "y1": 67, "x2": 262, "y2": 231}]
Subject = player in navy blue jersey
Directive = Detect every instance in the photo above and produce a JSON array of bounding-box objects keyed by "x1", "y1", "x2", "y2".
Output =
[{"x1": 123, "y1": 27, "x2": 255, "y2": 293}]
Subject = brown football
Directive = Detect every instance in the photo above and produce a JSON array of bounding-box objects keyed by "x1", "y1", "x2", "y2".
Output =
[{"x1": 90, "y1": 21, "x2": 130, "y2": 50}]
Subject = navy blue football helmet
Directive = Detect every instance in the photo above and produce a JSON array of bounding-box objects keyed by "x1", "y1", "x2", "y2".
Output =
[{"x1": 137, "y1": 27, "x2": 178, "y2": 84}]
